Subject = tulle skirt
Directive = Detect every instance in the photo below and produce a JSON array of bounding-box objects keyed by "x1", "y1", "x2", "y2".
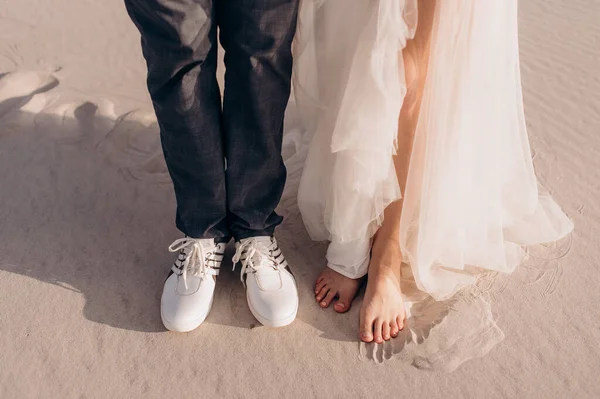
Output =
[{"x1": 293, "y1": 0, "x2": 574, "y2": 301}]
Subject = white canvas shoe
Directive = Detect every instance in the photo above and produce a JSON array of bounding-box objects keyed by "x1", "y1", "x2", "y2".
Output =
[
  {"x1": 160, "y1": 237, "x2": 226, "y2": 332},
  {"x1": 233, "y1": 236, "x2": 298, "y2": 327}
]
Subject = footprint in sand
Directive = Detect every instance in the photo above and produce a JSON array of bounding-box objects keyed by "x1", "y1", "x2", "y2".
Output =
[
  {"x1": 359, "y1": 334, "x2": 412, "y2": 364},
  {"x1": 358, "y1": 291, "x2": 505, "y2": 372},
  {"x1": 0, "y1": 71, "x2": 59, "y2": 129},
  {"x1": 97, "y1": 109, "x2": 170, "y2": 183},
  {"x1": 35, "y1": 99, "x2": 116, "y2": 144},
  {"x1": 358, "y1": 272, "x2": 457, "y2": 365}
]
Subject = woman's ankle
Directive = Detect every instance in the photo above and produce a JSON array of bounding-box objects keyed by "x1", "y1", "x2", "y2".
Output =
[{"x1": 372, "y1": 233, "x2": 402, "y2": 260}]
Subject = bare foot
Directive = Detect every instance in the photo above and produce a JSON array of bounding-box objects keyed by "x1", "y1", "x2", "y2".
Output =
[
  {"x1": 314, "y1": 267, "x2": 361, "y2": 313},
  {"x1": 359, "y1": 250, "x2": 406, "y2": 343}
]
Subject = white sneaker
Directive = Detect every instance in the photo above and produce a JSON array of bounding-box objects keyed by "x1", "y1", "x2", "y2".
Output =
[
  {"x1": 233, "y1": 236, "x2": 298, "y2": 327},
  {"x1": 160, "y1": 237, "x2": 226, "y2": 332}
]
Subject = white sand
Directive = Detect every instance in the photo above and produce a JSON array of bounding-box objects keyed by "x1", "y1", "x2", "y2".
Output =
[{"x1": 1, "y1": 0, "x2": 599, "y2": 397}]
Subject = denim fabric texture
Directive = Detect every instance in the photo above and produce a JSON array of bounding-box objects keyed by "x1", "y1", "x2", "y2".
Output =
[{"x1": 125, "y1": 0, "x2": 299, "y2": 240}]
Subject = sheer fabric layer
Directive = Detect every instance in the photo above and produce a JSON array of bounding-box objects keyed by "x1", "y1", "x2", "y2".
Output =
[
  {"x1": 294, "y1": 0, "x2": 417, "y2": 248},
  {"x1": 293, "y1": 0, "x2": 574, "y2": 300}
]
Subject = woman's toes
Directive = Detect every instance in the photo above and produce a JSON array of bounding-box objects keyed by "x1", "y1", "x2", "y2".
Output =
[
  {"x1": 315, "y1": 277, "x2": 327, "y2": 294},
  {"x1": 315, "y1": 286, "x2": 329, "y2": 302},
  {"x1": 360, "y1": 317, "x2": 375, "y2": 343},
  {"x1": 320, "y1": 289, "x2": 336, "y2": 308},
  {"x1": 373, "y1": 319, "x2": 384, "y2": 344},
  {"x1": 390, "y1": 320, "x2": 399, "y2": 338},
  {"x1": 333, "y1": 291, "x2": 353, "y2": 313},
  {"x1": 397, "y1": 315, "x2": 405, "y2": 331},
  {"x1": 382, "y1": 321, "x2": 391, "y2": 341}
]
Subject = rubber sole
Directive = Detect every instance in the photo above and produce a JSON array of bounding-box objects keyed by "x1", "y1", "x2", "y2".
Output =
[
  {"x1": 246, "y1": 292, "x2": 298, "y2": 328},
  {"x1": 161, "y1": 298, "x2": 214, "y2": 333}
]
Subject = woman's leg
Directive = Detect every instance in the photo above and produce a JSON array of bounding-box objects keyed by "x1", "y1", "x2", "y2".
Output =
[{"x1": 359, "y1": 0, "x2": 436, "y2": 343}]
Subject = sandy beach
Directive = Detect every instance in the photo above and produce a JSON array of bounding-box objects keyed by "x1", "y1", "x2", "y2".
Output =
[{"x1": 1, "y1": 0, "x2": 599, "y2": 397}]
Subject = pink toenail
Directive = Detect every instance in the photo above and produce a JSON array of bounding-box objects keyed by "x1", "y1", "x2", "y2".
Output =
[
  {"x1": 321, "y1": 301, "x2": 326, "y2": 306},
  {"x1": 336, "y1": 303, "x2": 345, "y2": 309}
]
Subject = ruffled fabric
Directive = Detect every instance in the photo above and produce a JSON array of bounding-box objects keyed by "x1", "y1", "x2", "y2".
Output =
[
  {"x1": 293, "y1": 0, "x2": 574, "y2": 301},
  {"x1": 294, "y1": 0, "x2": 417, "y2": 244}
]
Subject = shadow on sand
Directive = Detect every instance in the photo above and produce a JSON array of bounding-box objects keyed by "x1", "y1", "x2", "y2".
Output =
[{"x1": 0, "y1": 70, "x2": 482, "y2": 368}]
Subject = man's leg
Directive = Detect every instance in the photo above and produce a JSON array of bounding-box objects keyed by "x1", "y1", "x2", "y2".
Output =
[
  {"x1": 217, "y1": 0, "x2": 299, "y2": 240},
  {"x1": 125, "y1": 0, "x2": 229, "y2": 239},
  {"x1": 217, "y1": 0, "x2": 300, "y2": 328}
]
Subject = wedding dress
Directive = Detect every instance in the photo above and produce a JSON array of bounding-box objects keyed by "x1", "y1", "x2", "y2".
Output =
[{"x1": 293, "y1": 0, "x2": 574, "y2": 301}]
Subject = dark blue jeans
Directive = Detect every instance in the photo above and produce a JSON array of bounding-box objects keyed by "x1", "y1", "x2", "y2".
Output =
[{"x1": 125, "y1": 0, "x2": 298, "y2": 240}]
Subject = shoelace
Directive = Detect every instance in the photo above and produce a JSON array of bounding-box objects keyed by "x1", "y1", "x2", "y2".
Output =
[
  {"x1": 169, "y1": 237, "x2": 217, "y2": 290},
  {"x1": 232, "y1": 238, "x2": 281, "y2": 286}
]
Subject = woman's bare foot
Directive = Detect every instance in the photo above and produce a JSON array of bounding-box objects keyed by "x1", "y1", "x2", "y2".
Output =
[
  {"x1": 355, "y1": 0, "x2": 432, "y2": 344},
  {"x1": 359, "y1": 239, "x2": 406, "y2": 343},
  {"x1": 315, "y1": 267, "x2": 361, "y2": 313}
]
